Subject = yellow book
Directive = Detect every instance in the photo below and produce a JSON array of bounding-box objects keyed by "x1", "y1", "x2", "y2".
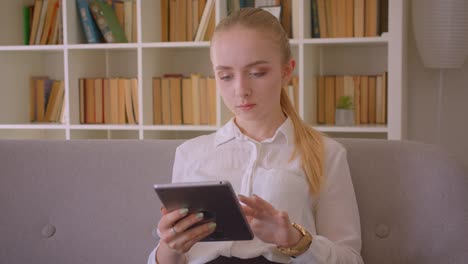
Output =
[
  {"x1": 117, "y1": 78, "x2": 126, "y2": 124},
  {"x1": 153, "y1": 78, "x2": 163, "y2": 125},
  {"x1": 182, "y1": 78, "x2": 193, "y2": 124},
  {"x1": 170, "y1": 77, "x2": 182, "y2": 125}
]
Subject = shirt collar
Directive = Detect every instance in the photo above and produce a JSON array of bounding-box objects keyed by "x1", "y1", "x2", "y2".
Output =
[{"x1": 214, "y1": 117, "x2": 295, "y2": 147}]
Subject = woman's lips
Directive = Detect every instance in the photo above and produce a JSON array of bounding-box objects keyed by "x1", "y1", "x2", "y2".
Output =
[{"x1": 237, "y1": 104, "x2": 256, "y2": 110}]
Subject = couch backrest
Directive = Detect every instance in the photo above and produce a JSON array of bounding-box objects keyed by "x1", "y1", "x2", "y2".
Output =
[{"x1": 0, "y1": 139, "x2": 466, "y2": 264}]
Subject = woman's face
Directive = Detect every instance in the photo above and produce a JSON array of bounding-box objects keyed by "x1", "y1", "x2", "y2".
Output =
[{"x1": 211, "y1": 26, "x2": 293, "y2": 124}]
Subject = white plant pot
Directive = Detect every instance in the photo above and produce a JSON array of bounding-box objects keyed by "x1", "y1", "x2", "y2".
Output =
[{"x1": 335, "y1": 109, "x2": 354, "y2": 126}]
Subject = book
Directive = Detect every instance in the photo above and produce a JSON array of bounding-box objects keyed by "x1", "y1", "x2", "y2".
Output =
[
  {"x1": 360, "y1": 75, "x2": 369, "y2": 124},
  {"x1": 124, "y1": 78, "x2": 136, "y2": 124},
  {"x1": 76, "y1": 0, "x2": 102, "y2": 43},
  {"x1": 153, "y1": 78, "x2": 163, "y2": 124},
  {"x1": 29, "y1": 0, "x2": 43, "y2": 45},
  {"x1": 84, "y1": 78, "x2": 96, "y2": 124},
  {"x1": 310, "y1": 0, "x2": 320, "y2": 38},
  {"x1": 35, "y1": 0, "x2": 49, "y2": 44},
  {"x1": 368, "y1": 76, "x2": 376, "y2": 124},
  {"x1": 40, "y1": 0, "x2": 59, "y2": 45},
  {"x1": 345, "y1": 0, "x2": 354, "y2": 37},
  {"x1": 23, "y1": 6, "x2": 31, "y2": 45},
  {"x1": 89, "y1": 0, "x2": 128, "y2": 43},
  {"x1": 316, "y1": 0, "x2": 327, "y2": 38},
  {"x1": 94, "y1": 78, "x2": 103, "y2": 123},
  {"x1": 161, "y1": 78, "x2": 171, "y2": 125},
  {"x1": 117, "y1": 78, "x2": 126, "y2": 124},
  {"x1": 109, "y1": 78, "x2": 119, "y2": 124},
  {"x1": 353, "y1": 76, "x2": 361, "y2": 125},
  {"x1": 44, "y1": 80, "x2": 64, "y2": 122},
  {"x1": 169, "y1": 77, "x2": 182, "y2": 125},
  {"x1": 182, "y1": 78, "x2": 193, "y2": 124},
  {"x1": 365, "y1": 0, "x2": 379, "y2": 37},
  {"x1": 130, "y1": 78, "x2": 139, "y2": 124},
  {"x1": 194, "y1": 0, "x2": 214, "y2": 41},
  {"x1": 354, "y1": 0, "x2": 364, "y2": 37}
]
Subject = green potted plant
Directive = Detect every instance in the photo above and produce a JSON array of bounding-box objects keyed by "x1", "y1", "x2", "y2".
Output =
[{"x1": 335, "y1": 95, "x2": 355, "y2": 126}]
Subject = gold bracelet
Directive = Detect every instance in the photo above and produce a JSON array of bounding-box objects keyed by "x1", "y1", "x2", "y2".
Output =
[{"x1": 276, "y1": 222, "x2": 313, "y2": 257}]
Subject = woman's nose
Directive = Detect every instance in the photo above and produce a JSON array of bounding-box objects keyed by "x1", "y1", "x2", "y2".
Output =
[{"x1": 234, "y1": 76, "x2": 252, "y2": 98}]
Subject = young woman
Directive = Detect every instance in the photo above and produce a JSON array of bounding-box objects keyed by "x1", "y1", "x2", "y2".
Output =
[{"x1": 149, "y1": 8, "x2": 363, "y2": 264}]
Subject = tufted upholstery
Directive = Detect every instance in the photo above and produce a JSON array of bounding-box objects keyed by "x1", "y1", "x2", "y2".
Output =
[{"x1": 0, "y1": 139, "x2": 467, "y2": 264}]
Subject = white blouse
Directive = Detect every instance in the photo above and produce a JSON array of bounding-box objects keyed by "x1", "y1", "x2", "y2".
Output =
[{"x1": 148, "y1": 118, "x2": 364, "y2": 264}]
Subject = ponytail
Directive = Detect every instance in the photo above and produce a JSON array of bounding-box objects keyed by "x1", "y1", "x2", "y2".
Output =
[{"x1": 281, "y1": 89, "x2": 325, "y2": 195}]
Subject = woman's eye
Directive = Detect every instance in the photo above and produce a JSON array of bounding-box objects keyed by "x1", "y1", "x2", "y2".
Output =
[
  {"x1": 250, "y1": 72, "x2": 266, "y2": 78},
  {"x1": 220, "y1": 75, "x2": 233, "y2": 81}
]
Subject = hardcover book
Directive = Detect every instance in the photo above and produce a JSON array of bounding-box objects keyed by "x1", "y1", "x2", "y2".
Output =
[{"x1": 89, "y1": 0, "x2": 128, "y2": 43}]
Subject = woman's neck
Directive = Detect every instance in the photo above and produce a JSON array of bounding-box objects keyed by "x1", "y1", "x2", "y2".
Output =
[{"x1": 234, "y1": 112, "x2": 287, "y2": 142}]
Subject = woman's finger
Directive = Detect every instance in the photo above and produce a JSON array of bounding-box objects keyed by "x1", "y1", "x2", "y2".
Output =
[
  {"x1": 240, "y1": 204, "x2": 257, "y2": 218},
  {"x1": 181, "y1": 222, "x2": 217, "y2": 251},
  {"x1": 158, "y1": 208, "x2": 189, "y2": 231},
  {"x1": 238, "y1": 194, "x2": 275, "y2": 213}
]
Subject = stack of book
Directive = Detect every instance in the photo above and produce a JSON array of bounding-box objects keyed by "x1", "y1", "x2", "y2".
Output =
[
  {"x1": 160, "y1": 0, "x2": 216, "y2": 42},
  {"x1": 76, "y1": 0, "x2": 135, "y2": 43},
  {"x1": 310, "y1": 0, "x2": 388, "y2": 38},
  {"x1": 153, "y1": 74, "x2": 216, "y2": 126},
  {"x1": 316, "y1": 73, "x2": 387, "y2": 125},
  {"x1": 79, "y1": 77, "x2": 139, "y2": 124},
  {"x1": 30, "y1": 77, "x2": 65, "y2": 123},
  {"x1": 23, "y1": 0, "x2": 63, "y2": 45}
]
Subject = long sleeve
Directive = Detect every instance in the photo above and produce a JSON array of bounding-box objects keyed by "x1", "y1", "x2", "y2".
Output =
[{"x1": 292, "y1": 146, "x2": 364, "y2": 264}]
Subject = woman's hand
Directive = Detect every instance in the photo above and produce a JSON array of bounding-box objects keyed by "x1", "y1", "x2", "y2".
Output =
[
  {"x1": 238, "y1": 194, "x2": 302, "y2": 248},
  {"x1": 156, "y1": 207, "x2": 217, "y2": 263}
]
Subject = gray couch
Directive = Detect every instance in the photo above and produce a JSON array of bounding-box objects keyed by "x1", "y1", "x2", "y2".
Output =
[{"x1": 1, "y1": 139, "x2": 467, "y2": 264}]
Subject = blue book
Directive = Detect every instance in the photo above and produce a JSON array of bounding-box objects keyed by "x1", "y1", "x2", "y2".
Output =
[{"x1": 76, "y1": 0, "x2": 102, "y2": 43}]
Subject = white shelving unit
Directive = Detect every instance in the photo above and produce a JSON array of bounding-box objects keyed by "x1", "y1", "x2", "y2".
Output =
[{"x1": 0, "y1": 0, "x2": 408, "y2": 140}]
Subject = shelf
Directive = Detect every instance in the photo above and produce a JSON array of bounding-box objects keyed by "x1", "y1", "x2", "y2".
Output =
[
  {"x1": 141, "y1": 42, "x2": 211, "y2": 48},
  {"x1": 302, "y1": 36, "x2": 388, "y2": 46},
  {"x1": 142, "y1": 125, "x2": 218, "y2": 131},
  {"x1": 0, "y1": 124, "x2": 66, "y2": 130},
  {"x1": 69, "y1": 125, "x2": 140, "y2": 130},
  {"x1": 0, "y1": 45, "x2": 64, "y2": 51},
  {"x1": 0, "y1": 0, "x2": 407, "y2": 140},
  {"x1": 67, "y1": 43, "x2": 139, "y2": 50},
  {"x1": 313, "y1": 125, "x2": 388, "y2": 133}
]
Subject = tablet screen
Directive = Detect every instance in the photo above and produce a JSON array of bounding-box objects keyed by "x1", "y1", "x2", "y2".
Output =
[{"x1": 154, "y1": 181, "x2": 254, "y2": 241}]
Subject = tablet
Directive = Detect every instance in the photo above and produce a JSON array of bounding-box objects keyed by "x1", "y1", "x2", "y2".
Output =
[{"x1": 154, "y1": 181, "x2": 254, "y2": 242}]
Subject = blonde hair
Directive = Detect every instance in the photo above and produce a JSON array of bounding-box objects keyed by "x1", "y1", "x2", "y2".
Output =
[{"x1": 212, "y1": 8, "x2": 326, "y2": 195}]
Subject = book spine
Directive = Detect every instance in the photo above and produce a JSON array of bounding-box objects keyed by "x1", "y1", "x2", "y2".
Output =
[
  {"x1": 23, "y1": 6, "x2": 31, "y2": 45},
  {"x1": 76, "y1": 0, "x2": 101, "y2": 43}
]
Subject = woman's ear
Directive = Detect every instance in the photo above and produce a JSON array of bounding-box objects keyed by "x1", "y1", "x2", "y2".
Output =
[{"x1": 282, "y1": 59, "x2": 296, "y2": 86}]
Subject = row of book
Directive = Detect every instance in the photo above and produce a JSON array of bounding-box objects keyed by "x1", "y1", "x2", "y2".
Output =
[
  {"x1": 153, "y1": 74, "x2": 216, "y2": 125},
  {"x1": 30, "y1": 77, "x2": 65, "y2": 123},
  {"x1": 160, "y1": 0, "x2": 215, "y2": 42},
  {"x1": 310, "y1": 0, "x2": 388, "y2": 38},
  {"x1": 24, "y1": 0, "x2": 63, "y2": 45},
  {"x1": 317, "y1": 73, "x2": 387, "y2": 125},
  {"x1": 79, "y1": 78, "x2": 139, "y2": 124},
  {"x1": 77, "y1": 0, "x2": 135, "y2": 43}
]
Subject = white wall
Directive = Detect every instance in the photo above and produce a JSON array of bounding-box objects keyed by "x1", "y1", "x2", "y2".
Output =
[{"x1": 407, "y1": 11, "x2": 468, "y2": 169}]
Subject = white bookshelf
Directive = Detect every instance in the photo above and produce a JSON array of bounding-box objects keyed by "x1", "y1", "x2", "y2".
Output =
[{"x1": 0, "y1": 0, "x2": 408, "y2": 140}]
